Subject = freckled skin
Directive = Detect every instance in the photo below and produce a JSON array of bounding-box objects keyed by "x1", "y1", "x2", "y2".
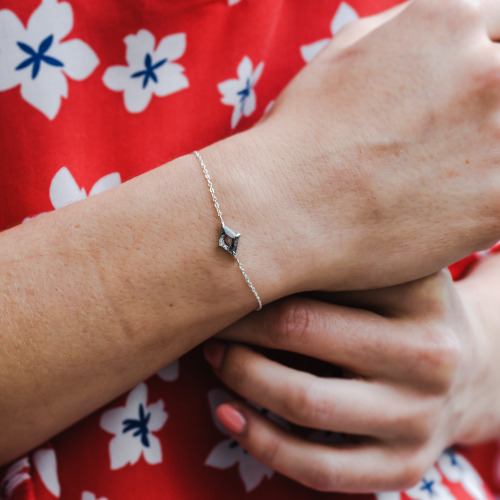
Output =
[{"x1": 2, "y1": 0, "x2": 500, "y2": 476}]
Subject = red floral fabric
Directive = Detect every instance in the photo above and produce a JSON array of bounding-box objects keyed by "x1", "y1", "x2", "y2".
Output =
[{"x1": 0, "y1": 0, "x2": 497, "y2": 499}]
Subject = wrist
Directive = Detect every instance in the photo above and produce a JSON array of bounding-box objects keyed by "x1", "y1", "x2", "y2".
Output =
[
  {"x1": 212, "y1": 124, "x2": 364, "y2": 294},
  {"x1": 199, "y1": 132, "x2": 302, "y2": 305}
]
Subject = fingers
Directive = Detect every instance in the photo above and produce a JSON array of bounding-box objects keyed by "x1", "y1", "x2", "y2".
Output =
[
  {"x1": 205, "y1": 342, "x2": 434, "y2": 441},
  {"x1": 216, "y1": 296, "x2": 397, "y2": 378},
  {"x1": 321, "y1": 270, "x2": 455, "y2": 318},
  {"x1": 215, "y1": 294, "x2": 456, "y2": 387},
  {"x1": 214, "y1": 400, "x2": 430, "y2": 493}
]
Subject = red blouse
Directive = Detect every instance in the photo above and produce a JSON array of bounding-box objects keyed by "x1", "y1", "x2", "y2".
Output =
[{"x1": 0, "y1": 0, "x2": 498, "y2": 499}]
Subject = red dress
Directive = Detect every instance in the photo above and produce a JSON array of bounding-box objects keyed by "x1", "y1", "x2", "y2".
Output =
[{"x1": 0, "y1": 0, "x2": 498, "y2": 499}]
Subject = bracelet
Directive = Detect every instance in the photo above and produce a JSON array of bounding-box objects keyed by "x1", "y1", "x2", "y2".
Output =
[{"x1": 193, "y1": 151, "x2": 262, "y2": 311}]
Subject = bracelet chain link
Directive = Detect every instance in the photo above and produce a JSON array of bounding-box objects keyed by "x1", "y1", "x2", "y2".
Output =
[{"x1": 193, "y1": 151, "x2": 262, "y2": 311}]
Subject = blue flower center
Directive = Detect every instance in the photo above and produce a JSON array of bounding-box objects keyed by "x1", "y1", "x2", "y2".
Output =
[
  {"x1": 237, "y1": 78, "x2": 252, "y2": 102},
  {"x1": 122, "y1": 403, "x2": 151, "y2": 447},
  {"x1": 229, "y1": 439, "x2": 248, "y2": 454},
  {"x1": 131, "y1": 53, "x2": 167, "y2": 89},
  {"x1": 15, "y1": 35, "x2": 63, "y2": 79},
  {"x1": 236, "y1": 77, "x2": 253, "y2": 114},
  {"x1": 420, "y1": 478, "x2": 436, "y2": 496},
  {"x1": 445, "y1": 448, "x2": 460, "y2": 468}
]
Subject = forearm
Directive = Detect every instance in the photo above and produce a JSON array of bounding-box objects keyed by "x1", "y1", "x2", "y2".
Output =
[
  {"x1": 5, "y1": 0, "x2": 500, "y2": 465},
  {"x1": 0, "y1": 132, "x2": 297, "y2": 463}
]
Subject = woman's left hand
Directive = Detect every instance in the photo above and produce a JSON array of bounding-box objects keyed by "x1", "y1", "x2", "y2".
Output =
[{"x1": 204, "y1": 267, "x2": 500, "y2": 493}]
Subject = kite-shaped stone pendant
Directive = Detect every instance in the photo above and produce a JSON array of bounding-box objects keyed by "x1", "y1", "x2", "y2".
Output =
[{"x1": 219, "y1": 223, "x2": 240, "y2": 257}]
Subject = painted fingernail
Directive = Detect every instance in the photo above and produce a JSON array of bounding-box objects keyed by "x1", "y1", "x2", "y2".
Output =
[
  {"x1": 203, "y1": 340, "x2": 226, "y2": 369},
  {"x1": 216, "y1": 404, "x2": 246, "y2": 434}
]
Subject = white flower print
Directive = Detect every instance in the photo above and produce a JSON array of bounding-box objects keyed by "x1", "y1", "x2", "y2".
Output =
[
  {"x1": 405, "y1": 466, "x2": 456, "y2": 500},
  {"x1": 157, "y1": 359, "x2": 179, "y2": 382},
  {"x1": 438, "y1": 449, "x2": 488, "y2": 500},
  {"x1": 300, "y1": 2, "x2": 359, "y2": 63},
  {"x1": 376, "y1": 492, "x2": 401, "y2": 500},
  {"x1": 32, "y1": 447, "x2": 61, "y2": 497},
  {"x1": 217, "y1": 56, "x2": 264, "y2": 129},
  {"x1": 100, "y1": 382, "x2": 168, "y2": 470},
  {"x1": 49, "y1": 167, "x2": 121, "y2": 209},
  {"x1": 377, "y1": 450, "x2": 493, "y2": 500},
  {"x1": 205, "y1": 389, "x2": 274, "y2": 492},
  {"x1": 23, "y1": 213, "x2": 46, "y2": 223},
  {"x1": 0, "y1": 0, "x2": 99, "y2": 119},
  {"x1": 263, "y1": 100, "x2": 274, "y2": 116},
  {"x1": 0, "y1": 456, "x2": 31, "y2": 500},
  {"x1": 81, "y1": 492, "x2": 108, "y2": 500},
  {"x1": 103, "y1": 30, "x2": 188, "y2": 114},
  {"x1": 377, "y1": 463, "x2": 457, "y2": 500},
  {"x1": 22, "y1": 167, "x2": 121, "y2": 223}
]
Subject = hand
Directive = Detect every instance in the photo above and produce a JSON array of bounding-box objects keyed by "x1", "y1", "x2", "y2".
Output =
[
  {"x1": 203, "y1": 269, "x2": 500, "y2": 493},
  {"x1": 207, "y1": 0, "x2": 500, "y2": 294}
]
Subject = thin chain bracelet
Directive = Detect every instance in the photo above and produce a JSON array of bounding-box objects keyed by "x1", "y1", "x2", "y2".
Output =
[{"x1": 193, "y1": 151, "x2": 262, "y2": 311}]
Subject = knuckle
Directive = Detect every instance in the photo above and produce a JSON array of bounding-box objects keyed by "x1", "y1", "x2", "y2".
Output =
[
  {"x1": 267, "y1": 299, "x2": 315, "y2": 347},
  {"x1": 414, "y1": 271, "x2": 451, "y2": 317},
  {"x1": 387, "y1": 453, "x2": 429, "y2": 491},
  {"x1": 255, "y1": 432, "x2": 281, "y2": 467},
  {"x1": 305, "y1": 458, "x2": 340, "y2": 492},
  {"x1": 223, "y1": 346, "x2": 252, "y2": 391},
  {"x1": 392, "y1": 402, "x2": 438, "y2": 444},
  {"x1": 286, "y1": 379, "x2": 323, "y2": 426},
  {"x1": 403, "y1": 319, "x2": 461, "y2": 393},
  {"x1": 419, "y1": 329, "x2": 461, "y2": 391},
  {"x1": 407, "y1": 404, "x2": 438, "y2": 442}
]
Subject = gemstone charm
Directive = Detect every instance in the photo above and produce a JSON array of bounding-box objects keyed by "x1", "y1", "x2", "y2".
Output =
[{"x1": 219, "y1": 223, "x2": 240, "y2": 257}]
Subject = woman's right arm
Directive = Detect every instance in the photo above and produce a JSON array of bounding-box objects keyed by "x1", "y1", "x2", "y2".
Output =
[
  {"x1": 0, "y1": 136, "x2": 299, "y2": 464},
  {"x1": 3, "y1": 0, "x2": 500, "y2": 464}
]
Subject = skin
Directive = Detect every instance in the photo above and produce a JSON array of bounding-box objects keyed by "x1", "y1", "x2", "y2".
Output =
[
  {"x1": 203, "y1": 1, "x2": 500, "y2": 493},
  {"x1": 257, "y1": 0, "x2": 500, "y2": 292},
  {"x1": 1, "y1": 0, "x2": 500, "y2": 474},
  {"x1": 211, "y1": 255, "x2": 500, "y2": 492}
]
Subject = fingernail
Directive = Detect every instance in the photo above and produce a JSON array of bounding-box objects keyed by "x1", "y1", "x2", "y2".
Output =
[
  {"x1": 216, "y1": 404, "x2": 246, "y2": 434},
  {"x1": 203, "y1": 340, "x2": 226, "y2": 369}
]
